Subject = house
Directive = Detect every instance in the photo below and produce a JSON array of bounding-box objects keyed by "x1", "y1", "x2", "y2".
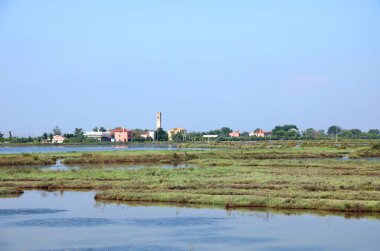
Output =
[
  {"x1": 168, "y1": 128, "x2": 187, "y2": 141},
  {"x1": 110, "y1": 127, "x2": 132, "y2": 142},
  {"x1": 84, "y1": 131, "x2": 112, "y2": 141},
  {"x1": 229, "y1": 131, "x2": 240, "y2": 138},
  {"x1": 52, "y1": 135, "x2": 65, "y2": 144},
  {"x1": 140, "y1": 130, "x2": 156, "y2": 140},
  {"x1": 249, "y1": 129, "x2": 271, "y2": 137}
]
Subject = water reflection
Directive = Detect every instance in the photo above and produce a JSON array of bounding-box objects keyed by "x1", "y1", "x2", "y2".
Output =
[
  {"x1": 26, "y1": 189, "x2": 380, "y2": 220},
  {"x1": 0, "y1": 190, "x2": 379, "y2": 251},
  {"x1": 61, "y1": 162, "x2": 192, "y2": 171},
  {"x1": 0, "y1": 159, "x2": 195, "y2": 171}
]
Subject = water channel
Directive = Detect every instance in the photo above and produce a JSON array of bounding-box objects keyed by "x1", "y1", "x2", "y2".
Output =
[
  {"x1": 0, "y1": 159, "x2": 193, "y2": 171},
  {"x1": 0, "y1": 190, "x2": 379, "y2": 251}
]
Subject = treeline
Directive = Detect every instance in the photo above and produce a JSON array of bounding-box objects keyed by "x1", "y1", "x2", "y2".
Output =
[
  {"x1": 178, "y1": 125, "x2": 380, "y2": 142},
  {"x1": 0, "y1": 125, "x2": 379, "y2": 144},
  {"x1": 0, "y1": 126, "x2": 96, "y2": 144}
]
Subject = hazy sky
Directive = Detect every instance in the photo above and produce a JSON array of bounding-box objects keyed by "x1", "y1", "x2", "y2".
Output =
[{"x1": 1, "y1": 0, "x2": 379, "y2": 136}]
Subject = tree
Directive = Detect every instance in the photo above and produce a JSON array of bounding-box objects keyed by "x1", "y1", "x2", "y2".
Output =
[
  {"x1": 172, "y1": 132, "x2": 184, "y2": 142},
  {"x1": 272, "y1": 125, "x2": 299, "y2": 138},
  {"x1": 368, "y1": 129, "x2": 380, "y2": 135},
  {"x1": 274, "y1": 129, "x2": 286, "y2": 138},
  {"x1": 207, "y1": 127, "x2": 232, "y2": 137},
  {"x1": 145, "y1": 136, "x2": 153, "y2": 142},
  {"x1": 241, "y1": 131, "x2": 249, "y2": 137},
  {"x1": 220, "y1": 127, "x2": 233, "y2": 137},
  {"x1": 327, "y1": 126, "x2": 342, "y2": 135},
  {"x1": 272, "y1": 125, "x2": 298, "y2": 134},
  {"x1": 42, "y1": 132, "x2": 48, "y2": 140},
  {"x1": 156, "y1": 128, "x2": 168, "y2": 141},
  {"x1": 304, "y1": 128, "x2": 320, "y2": 139},
  {"x1": 9, "y1": 131, "x2": 12, "y2": 139},
  {"x1": 0, "y1": 131, "x2": 3, "y2": 142},
  {"x1": 286, "y1": 129, "x2": 299, "y2": 138},
  {"x1": 132, "y1": 131, "x2": 145, "y2": 142},
  {"x1": 48, "y1": 133, "x2": 53, "y2": 142},
  {"x1": 74, "y1": 128, "x2": 84, "y2": 140},
  {"x1": 350, "y1": 129, "x2": 362, "y2": 136},
  {"x1": 63, "y1": 133, "x2": 74, "y2": 138},
  {"x1": 94, "y1": 126, "x2": 107, "y2": 132},
  {"x1": 53, "y1": 126, "x2": 62, "y2": 136}
]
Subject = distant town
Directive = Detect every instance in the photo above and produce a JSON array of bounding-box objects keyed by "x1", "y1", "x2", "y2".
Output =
[{"x1": 0, "y1": 112, "x2": 379, "y2": 144}]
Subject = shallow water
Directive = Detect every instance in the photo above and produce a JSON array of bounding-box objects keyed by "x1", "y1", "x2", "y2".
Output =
[
  {"x1": 0, "y1": 159, "x2": 193, "y2": 171},
  {"x1": 0, "y1": 145, "x2": 205, "y2": 154},
  {"x1": 0, "y1": 191, "x2": 379, "y2": 251}
]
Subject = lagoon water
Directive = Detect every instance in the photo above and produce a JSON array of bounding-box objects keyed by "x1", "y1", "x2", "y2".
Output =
[
  {"x1": 0, "y1": 191, "x2": 379, "y2": 251},
  {"x1": 0, "y1": 159, "x2": 193, "y2": 171}
]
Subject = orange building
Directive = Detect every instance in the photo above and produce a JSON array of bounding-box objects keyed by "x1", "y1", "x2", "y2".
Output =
[
  {"x1": 110, "y1": 127, "x2": 132, "y2": 142},
  {"x1": 229, "y1": 131, "x2": 240, "y2": 138}
]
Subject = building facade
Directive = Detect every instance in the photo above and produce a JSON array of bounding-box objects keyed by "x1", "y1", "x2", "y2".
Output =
[
  {"x1": 52, "y1": 135, "x2": 65, "y2": 143},
  {"x1": 168, "y1": 128, "x2": 187, "y2": 141},
  {"x1": 110, "y1": 127, "x2": 132, "y2": 142},
  {"x1": 249, "y1": 129, "x2": 271, "y2": 137},
  {"x1": 140, "y1": 130, "x2": 156, "y2": 140},
  {"x1": 229, "y1": 131, "x2": 240, "y2": 138},
  {"x1": 84, "y1": 131, "x2": 112, "y2": 141}
]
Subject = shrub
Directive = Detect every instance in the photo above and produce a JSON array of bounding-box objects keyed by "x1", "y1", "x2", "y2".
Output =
[{"x1": 372, "y1": 144, "x2": 380, "y2": 150}]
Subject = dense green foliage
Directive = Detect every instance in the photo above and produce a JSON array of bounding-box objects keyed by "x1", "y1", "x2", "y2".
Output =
[
  {"x1": 156, "y1": 127, "x2": 168, "y2": 141},
  {"x1": 93, "y1": 127, "x2": 107, "y2": 132},
  {"x1": 171, "y1": 132, "x2": 185, "y2": 142},
  {"x1": 328, "y1": 126, "x2": 342, "y2": 135},
  {"x1": 52, "y1": 126, "x2": 62, "y2": 136}
]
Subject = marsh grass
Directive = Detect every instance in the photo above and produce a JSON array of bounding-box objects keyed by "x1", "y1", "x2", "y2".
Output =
[
  {"x1": 1, "y1": 143, "x2": 379, "y2": 211},
  {"x1": 0, "y1": 156, "x2": 379, "y2": 212},
  {"x1": 1, "y1": 143, "x2": 379, "y2": 166},
  {"x1": 0, "y1": 187, "x2": 23, "y2": 197}
]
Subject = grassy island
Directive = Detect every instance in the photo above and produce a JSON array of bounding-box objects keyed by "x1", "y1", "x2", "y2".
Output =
[{"x1": 0, "y1": 142, "x2": 379, "y2": 212}]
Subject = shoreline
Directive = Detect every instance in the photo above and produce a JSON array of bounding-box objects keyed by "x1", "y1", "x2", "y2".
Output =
[{"x1": 0, "y1": 145, "x2": 379, "y2": 166}]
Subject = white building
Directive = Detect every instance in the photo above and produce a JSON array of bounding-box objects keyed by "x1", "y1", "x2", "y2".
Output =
[
  {"x1": 52, "y1": 135, "x2": 65, "y2": 144},
  {"x1": 140, "y1": 130, "x2": 156, "y2": 140},
  {"x1": 84, "y1": 131, "x2": 112, "y2": 141}
]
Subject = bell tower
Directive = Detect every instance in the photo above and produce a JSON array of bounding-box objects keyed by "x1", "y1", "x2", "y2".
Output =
[{"x1": 156, "y1": 112, "x2": 162, "y2": 129}]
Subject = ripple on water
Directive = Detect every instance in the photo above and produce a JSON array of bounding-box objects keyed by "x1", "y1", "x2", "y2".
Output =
[
  {"x1": 0, "y1": 208, "x2": 67, "y2": 216},
  {"x1": 36, "y1": 244, "x2": 185, "y2": 251},
  {"x1": 258, "y1": 246, "x2": 323, "y2": 251},
  {"x1": 188, "y1": 235, "x2": 276, "y2": 245},
  {"x1": 133, "y1": 217, "x2": 224, "y2": 227},
  {"x1": 13, "y1": 217, "x2": 115, "y2": 227}
]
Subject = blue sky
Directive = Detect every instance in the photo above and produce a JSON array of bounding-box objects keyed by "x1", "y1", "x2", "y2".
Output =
[{"x1": 0, "y1": 0, "x2": 379, "y2": 136}]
